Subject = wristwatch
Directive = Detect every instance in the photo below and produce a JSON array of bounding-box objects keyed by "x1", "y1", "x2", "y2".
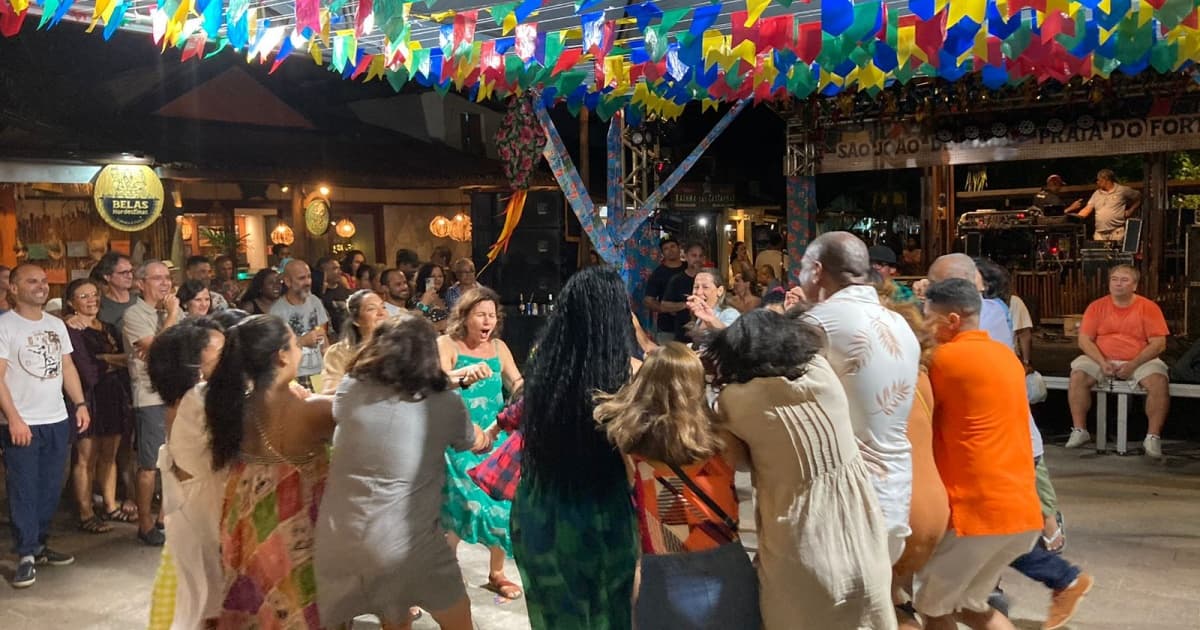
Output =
[{"x1": 73, "y1": 401, "x2": 87, "y2": 409}]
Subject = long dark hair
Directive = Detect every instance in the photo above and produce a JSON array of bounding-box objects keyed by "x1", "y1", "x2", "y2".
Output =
[
  {"x1": 147, "y1": 322, "x2": 214, "y2": 407},
  {"x1": 522, "y1": 266, "x2": 633, "y2": 495},
  {"x1": 238, "y1": 269, "x2": 278, "y2": 306},
  {"x1": 413, "y1": 263, "x2": 447, "y2": 299},
  {"x1": 702, "y1": 309, "x2": 823, "y2": 388},
  {"x1": 340, "y1": 250, "x2": 366, "y2": 276},
  {"x1": 346, "y1": 314, "x2": 448, "y2": 397},
  {"x1": 205, "y1": 315, "x2": 293, "y2": 470},
  {"x1": 974, "y1": 257, "x2": 1011, "y2": 302}
]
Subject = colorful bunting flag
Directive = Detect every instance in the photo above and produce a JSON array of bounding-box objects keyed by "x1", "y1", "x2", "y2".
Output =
[{"x1": 2, "y1": 0, "x2": 1200, "y2": 119}]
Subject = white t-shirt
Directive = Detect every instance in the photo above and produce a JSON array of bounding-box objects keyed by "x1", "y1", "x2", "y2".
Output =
[
  {"x1": 0, "y1": 310, "x2": 74, "y2": 426},
  {"x1": 804, "y1": 284, "x2": 921, "y2": 543},
  {"x1": 382, "y1": 301, "x2": 406, "y2": 317},
  {"x1": 1010, "y1": 295, "x2": 1033, "y2": 332},
  {"x1": 270, "y1": 294, "x2": 330, "y2": 377}
]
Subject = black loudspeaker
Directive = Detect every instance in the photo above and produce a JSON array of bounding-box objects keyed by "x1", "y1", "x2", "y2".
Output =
[
  {"x1": 521, "y1": 191, "x2": 564, "y2": 229},
  {"x1": 469, "y1": 191, "x2": 567, "y2": 304},
  {"x1": 963, "y1": 232, "x2": 983, "y2": 257},
  {"x1": 471, "y1": 192, "x2": 502, "y2": 289},
  {"x1": 493, "y1": 228, "x2": 561, "y2": 304}
]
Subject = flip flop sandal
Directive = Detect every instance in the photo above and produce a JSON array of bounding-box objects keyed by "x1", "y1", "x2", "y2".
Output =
[
  {"x1": 1041, "y1": 526, "x2": 1065, "y2": 553},
  {"x1": 485, "y1": 576, "x2": 523, "y2": 600},
  {"x1": 104, "y1": 507, "x2": 137, "y2": 523},
  {"x1": 80, "y1": 516, "x2": 114, "y2": 534}
]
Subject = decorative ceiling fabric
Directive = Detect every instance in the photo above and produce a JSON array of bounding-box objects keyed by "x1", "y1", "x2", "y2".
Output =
[{"x1": 3, "y1": 0, "x2": 1199, "y2": 117}]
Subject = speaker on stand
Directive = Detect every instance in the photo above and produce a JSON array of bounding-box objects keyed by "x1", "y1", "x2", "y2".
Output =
[{"x1": 1185, "y1": 225, "x2": 1200, "y2": 336}]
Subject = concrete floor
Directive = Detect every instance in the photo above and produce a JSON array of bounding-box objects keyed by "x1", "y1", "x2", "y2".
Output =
[{"x1": 2, "y1": 439, "x2": 1198, "y2": 629}]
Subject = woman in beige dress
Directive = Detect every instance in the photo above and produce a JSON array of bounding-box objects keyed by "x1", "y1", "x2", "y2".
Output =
[{"x1": 703, "y1": 310, "x2": 895, "y2": 630}]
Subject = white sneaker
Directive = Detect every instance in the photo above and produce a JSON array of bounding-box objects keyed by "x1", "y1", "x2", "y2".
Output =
[
  {"x1": 1065, "y1": 429, "x2": 1091, "y2": 449},
  {"x1": 1143, "y1": 435, "x2": 1163, "y2": 458}
]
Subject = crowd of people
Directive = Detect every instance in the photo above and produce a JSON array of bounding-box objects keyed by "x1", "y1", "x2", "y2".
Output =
[{"x1": 3, "y1": 227, "x2": 1160, "y2": 630}]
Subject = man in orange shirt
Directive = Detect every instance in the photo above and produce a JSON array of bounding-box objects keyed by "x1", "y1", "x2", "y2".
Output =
[
  {"x1": 918, "y1": 278, "x2": 1044, "y2": 630},
  {"x1": 1066, "y1": 265, "x2": 1170, "y2": 457}
]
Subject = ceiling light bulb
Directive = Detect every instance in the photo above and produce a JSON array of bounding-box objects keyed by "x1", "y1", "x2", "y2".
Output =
[{"x1": 319, "y1": 185, "x2": 331, "y2": 196}]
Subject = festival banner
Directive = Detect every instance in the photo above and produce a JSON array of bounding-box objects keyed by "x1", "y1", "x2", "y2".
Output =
[{"x1": 821, "y1": 112, "x2": 1200, "y2": 173}]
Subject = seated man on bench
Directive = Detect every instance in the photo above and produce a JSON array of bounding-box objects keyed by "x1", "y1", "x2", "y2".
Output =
[{"x1": 1066, "y1": 264, "x2": 1169, "y2": 457}]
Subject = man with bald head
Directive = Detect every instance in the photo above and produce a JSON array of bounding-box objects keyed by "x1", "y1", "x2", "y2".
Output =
[
  {"x1": 798, "y1": 231, "x2": 922, "y2": 565},
  {"x1": 269, "y1": 260, "x2": 329, "y2": 390},
  {"x1": 927, "y1": 254, "x2": 1014, "y2": 347},
  {"x1": 123, "y1": 259, "x2": 179, "y2": 546},
  {"x1": 1, "y1": 263, "x2": 91, "y2": 586}
]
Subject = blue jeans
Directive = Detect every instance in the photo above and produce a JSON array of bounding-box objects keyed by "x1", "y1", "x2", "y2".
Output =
[
  {"x1": 1010, "y1": 541, "x2": 1080, "y2": 591},
  {"x1": 1, "y1": 420, "x2": 70, "y2": 556}
]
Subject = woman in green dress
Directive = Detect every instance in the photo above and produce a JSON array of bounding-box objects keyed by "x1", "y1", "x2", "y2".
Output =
[
  {"x1": 514, "y1": 266, "x2": 640, "y2": 630},
  {"x1": 436, "y1": 287, "x2": 525, "y2": 599}
]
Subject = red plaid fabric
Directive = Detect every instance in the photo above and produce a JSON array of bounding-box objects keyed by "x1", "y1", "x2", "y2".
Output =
[{"x1": 468, "y1": 398, "x2": 524, "y2": 502}]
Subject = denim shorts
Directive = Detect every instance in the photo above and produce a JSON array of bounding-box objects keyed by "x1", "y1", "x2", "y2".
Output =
[{"x1": 635, "y1": 541, "x2": 761, "y2": 629}]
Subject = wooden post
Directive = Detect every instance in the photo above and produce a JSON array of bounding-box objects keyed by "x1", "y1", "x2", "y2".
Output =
[
  {"x1": 290, "y1": 187, "x2": 306, "y2": 262},
  {"x1": 0, "y1": 184, "x2": 17, "y2": 267},
  {"x1": 1145, "y1": 152, "x2": 1167, "y2": 299}
]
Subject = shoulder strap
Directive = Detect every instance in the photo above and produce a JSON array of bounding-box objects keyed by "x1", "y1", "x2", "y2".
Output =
[{"x1": 666, "y1": 462, "x2": 738, "y2": 532}]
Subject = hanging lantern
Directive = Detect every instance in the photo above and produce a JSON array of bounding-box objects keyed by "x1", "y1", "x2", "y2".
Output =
[
  {"x1": 270, "y1": 223, "x2": 295, "y2": 245},
  {"x1": 449, "y1": 212, "x2": 472, "y2": 242},
  {"x1": 334, "y1": 218, "x2": 356, "y2": 239},
  {"x1": 429, "y1": 215, "x2": 452, "y2": 238}
]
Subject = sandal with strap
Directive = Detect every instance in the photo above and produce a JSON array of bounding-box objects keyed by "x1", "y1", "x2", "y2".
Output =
[
  {"x1": 485, "y1": 574, "x2": 524, "y2": 600},
  {"x1": 79, "y1": 515, "x2": 113, "y2": 534},
  {"x1": 104, "y1": 506, "x2": 137, "y2": 523},
  {"x1": 1041, "y1": 526, "x2": 1065, "y2": 553}
]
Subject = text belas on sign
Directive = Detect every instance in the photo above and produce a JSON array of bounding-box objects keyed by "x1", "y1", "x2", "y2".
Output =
[{"x1": 92, "y1": 164, "x2": 165, "y2": 232}]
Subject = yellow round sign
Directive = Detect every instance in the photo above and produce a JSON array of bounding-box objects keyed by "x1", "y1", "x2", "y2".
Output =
[{"x1": 92, "y1": 164, "x2": 165, "y2": 232}]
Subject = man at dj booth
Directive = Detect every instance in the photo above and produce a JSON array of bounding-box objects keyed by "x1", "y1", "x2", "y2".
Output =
[
  {"x1": 1032, "y1": 174, "x2": 1083, "y2": 215},
  {"x1": 1065, "y1": 169, "x2": 1142, "y2": 243}
]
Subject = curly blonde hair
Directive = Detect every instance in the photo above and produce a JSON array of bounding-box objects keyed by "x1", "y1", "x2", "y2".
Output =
[{"x1": 594, "y1": 342, "x2": 721, "y2": 467}]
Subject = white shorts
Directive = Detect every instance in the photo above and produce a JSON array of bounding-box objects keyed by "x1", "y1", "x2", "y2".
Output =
[
  {"x1": 914, "y1": 529, "x2": 1038, "y2": 616},
  {"x1": 888, "y1": 535, "x2": 907, "y2": 565},
  {"x1": 1070, "y1": 355, "x2": 1168, "y2": 389}
]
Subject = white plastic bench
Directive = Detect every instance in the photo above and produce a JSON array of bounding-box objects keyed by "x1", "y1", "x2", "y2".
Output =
[{"x1": 1043, "y1": 376, "x2": 1200, "y2": 454}]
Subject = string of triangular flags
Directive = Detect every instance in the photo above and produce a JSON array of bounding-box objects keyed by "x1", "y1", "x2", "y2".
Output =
[{"x1": 4, "y1": 0, "x2": 1200, "y2": 118}]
